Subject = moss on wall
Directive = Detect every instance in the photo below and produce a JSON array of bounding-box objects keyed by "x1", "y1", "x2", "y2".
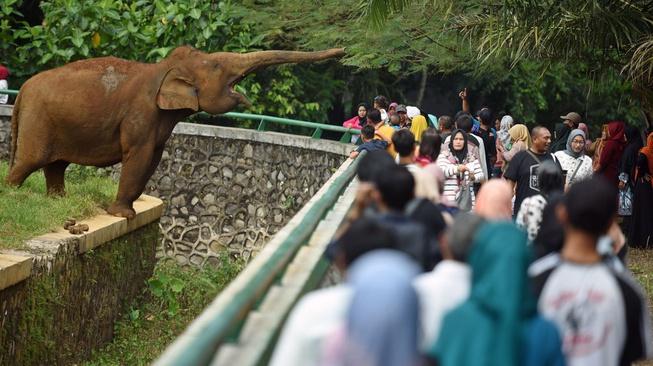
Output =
[{"x1": 0, "y1": 222, "x2": 159, "y2": 366}]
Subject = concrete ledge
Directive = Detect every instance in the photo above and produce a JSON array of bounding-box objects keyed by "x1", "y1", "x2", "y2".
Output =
[
  {"x1": 24, "y1": 195, "x2": 164, "y2": 254},
  {"x1": 173, "y1": 122, "x2": 353, "y2": 156},
  {"x1": 0, "y1": 254, "x2": 32, "y2": 290},
  {"x1": 0, "y1": 194, "x2": 162, "y2": 365},
  {"x1": 0, "y1": 194, "x2": 164, "y2": 291},
  {"x1": 0, "y1": 104, "x2": 12, "y2": 117}
]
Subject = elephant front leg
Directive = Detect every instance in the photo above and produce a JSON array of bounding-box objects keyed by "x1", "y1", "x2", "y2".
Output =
[
  {"x1": 44, "y1": 161, "x2": 70, "y2": 196},
  {"x1": 108, "y1": 146, "x2": 157, "y2": 219}
]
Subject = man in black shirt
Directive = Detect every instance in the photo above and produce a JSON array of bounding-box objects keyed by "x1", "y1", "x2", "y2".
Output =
[
  {"x1": 504, "y1": 125, "x2": 557, "y2": 215},
  {"x1": 475, "y1": 108, "x2": 497, "y2": 177}
]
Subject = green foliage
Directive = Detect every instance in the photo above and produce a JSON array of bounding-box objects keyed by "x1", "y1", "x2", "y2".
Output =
[
  {"x1": 0, "y1": 222, "x2": 159, "y2": 365},
  {"x1": 148, "y1": 271, "x2": 186, "y2": 316},
  {"x1": 85, "y1": 256, "x2": 244, "y2": 366},
  {"x1": 1, "y1": 0, "x2": 342, "y2": 123},
  {"x1": 0, "y1": 161, "x2": 118, "y2": 249},
  {"x1": 3, "y1": 0, "x2": 649, "y2": 128}
]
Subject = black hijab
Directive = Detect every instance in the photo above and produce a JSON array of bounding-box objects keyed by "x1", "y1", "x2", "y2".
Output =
[
  {"x1": 619, "y1": 125, "x2": 643, "y2": 184},
  {"x1": 357, "y1": 103, "x2": 370, "y2": 126},
  {"x1": 449, "y1": 129, "x2": 468, "y2": 163}
]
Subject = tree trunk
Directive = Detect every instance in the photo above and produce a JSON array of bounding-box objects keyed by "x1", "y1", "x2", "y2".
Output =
[{"x1": 416, "y1": 67, "x2": 428, "y2": 107}]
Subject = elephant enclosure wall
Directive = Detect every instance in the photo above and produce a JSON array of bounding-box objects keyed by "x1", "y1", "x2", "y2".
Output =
[
  {"x1": 144, "y1": 123, "x2": 349, "y2": 265},
  {"x1": 0, "y1": 106, "x2": 350, "y2": 266},
  {"x1": 0, "y1": 105, "x2": 11, "y2": 161}
]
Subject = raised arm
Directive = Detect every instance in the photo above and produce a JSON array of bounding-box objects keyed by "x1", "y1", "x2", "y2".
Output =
[{"x1": 459, "y1": 88, "x2": 470, "y2": 113}]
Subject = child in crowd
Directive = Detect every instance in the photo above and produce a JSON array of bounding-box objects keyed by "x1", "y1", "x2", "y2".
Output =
[{"x1": 349, "y1": 124, "x2": 391, "y2": 159}]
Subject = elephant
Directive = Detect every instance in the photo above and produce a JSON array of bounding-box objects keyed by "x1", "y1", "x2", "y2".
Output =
[{"x1": 5, "y1": 46, "x2": 345, "y2": 219}]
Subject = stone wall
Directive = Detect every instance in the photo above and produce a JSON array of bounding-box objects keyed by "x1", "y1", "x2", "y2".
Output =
[
  {"x1": 0, "y1": 109, "x2": 351, "y2": 267},
  {"x1": 146, "y1": 123, "x2": 349, "y2": 266},
  {"x1": 0, "y1": 105, "x2": 11, "y2": 162},
  {"x1": 0, "y1": 222, "x2": 159, "y2": 366}
]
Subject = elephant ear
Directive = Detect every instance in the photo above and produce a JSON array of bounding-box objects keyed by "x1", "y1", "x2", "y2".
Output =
[{"x1": 156, "y1": 68, "x2": 199, "y2": 111}]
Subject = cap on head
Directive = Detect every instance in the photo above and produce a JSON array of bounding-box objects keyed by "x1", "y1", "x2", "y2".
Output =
[{"x1": 560, "y1": 112, "x2": 582, "y2": 126}]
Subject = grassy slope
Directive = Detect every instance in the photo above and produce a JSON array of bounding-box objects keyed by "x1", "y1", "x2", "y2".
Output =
[
  {"x1": 84, "y1": 257, "x2": 244, "y2": 366},
  {"x1": 0, "y1": 162, "x2": 117, "y2": 249},
  {"x1": 629, "y1": 248, "x2": 653, "y2": 366}
]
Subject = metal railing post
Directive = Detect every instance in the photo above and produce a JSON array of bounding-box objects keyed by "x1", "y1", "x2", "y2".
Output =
[
  {"x1": 257, "y1": 119, "x2": 267, "y2": 131},
  {"x1": 311, "y1": 128, "x2": 322, "y2": 139}
]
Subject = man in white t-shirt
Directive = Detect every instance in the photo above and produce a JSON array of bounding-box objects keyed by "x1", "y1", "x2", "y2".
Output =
[
  {"x1": 530, "y1": 177, "x2": 652, "y2": 366},
  {"x1": 413, "y1": 212, "x2": 484, "y2": 350}
]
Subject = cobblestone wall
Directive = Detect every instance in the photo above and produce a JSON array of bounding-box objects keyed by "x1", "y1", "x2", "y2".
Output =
[
  {"x1": 0, "y1": 105, "x2": 11, "y2": 161},
  {"x1": 0, "y1": 110, "x2": 350, "y2": 266},
  {"x1": 146, "y1": 124, "x2": 348, "y2": 266}
]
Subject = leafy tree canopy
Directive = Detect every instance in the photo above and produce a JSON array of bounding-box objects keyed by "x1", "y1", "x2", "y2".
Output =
[{"x1": 1, "y1": 0, "x2": 651, "y2": 131}]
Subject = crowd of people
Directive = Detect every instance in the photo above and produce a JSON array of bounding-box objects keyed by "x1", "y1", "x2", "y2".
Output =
[{"x1": 269, "y1": 91, "x2": 653, "y2": 366}]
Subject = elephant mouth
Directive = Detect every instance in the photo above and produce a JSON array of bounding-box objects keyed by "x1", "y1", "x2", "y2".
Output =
[{"x1": 227, "y1": 74, "x2": 252, "y2": 107}]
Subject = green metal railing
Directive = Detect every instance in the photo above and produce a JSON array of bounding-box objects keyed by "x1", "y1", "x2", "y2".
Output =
[
  {"x1": 0, "y1": 89, "x2": 360, "y2": 143},
  {"x1": 154, "y1": 154, "x2": 361, "y2": 366},
  {"x1": 206, "y1": 112, "x2": 360, "y2": 143}
]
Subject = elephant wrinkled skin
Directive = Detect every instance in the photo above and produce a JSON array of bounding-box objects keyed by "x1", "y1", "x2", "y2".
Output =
[{"x1": 5, "y1": 46, "x2": 345, "y2": 219}]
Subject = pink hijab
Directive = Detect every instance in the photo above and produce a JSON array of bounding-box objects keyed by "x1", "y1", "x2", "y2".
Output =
[{"x1": 578, "y1": 123, "x2": 592, "y2": 147}]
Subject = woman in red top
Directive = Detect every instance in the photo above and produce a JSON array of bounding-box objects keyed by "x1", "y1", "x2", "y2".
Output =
[{"x1": 596, "y1": 120, "x2": 626, "y2": 185}]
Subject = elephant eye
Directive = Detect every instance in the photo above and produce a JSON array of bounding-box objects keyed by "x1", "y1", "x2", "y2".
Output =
[{"x1": 213, "y1": 62, "x2": 221, "y2": 70}]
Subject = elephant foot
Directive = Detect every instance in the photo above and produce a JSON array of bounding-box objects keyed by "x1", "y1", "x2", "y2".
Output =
[
  {"x1": 47, "y1": 187, "x2": 66, "y2": 197},
  {"x1": 107, "y1": 202, "x2": 136, "y2": 219}
]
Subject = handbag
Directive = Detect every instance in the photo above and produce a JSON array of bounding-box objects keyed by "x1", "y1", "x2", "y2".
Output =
[
  {"x1": 456, "y1": 174, "x2": 473, "y2": 211},
  {"x1": 568, "y1": 158, "x2": 584, "y2": 185},
  {"x1": 618, "y1": 186, "x2": 633, "y2": 216}
]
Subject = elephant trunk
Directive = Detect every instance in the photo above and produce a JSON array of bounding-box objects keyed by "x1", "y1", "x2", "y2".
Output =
[{"x1": 226, "y1": 48, "x2": 346, "y2": 76}]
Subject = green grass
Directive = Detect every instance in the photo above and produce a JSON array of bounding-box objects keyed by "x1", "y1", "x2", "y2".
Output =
[
  {"x1": 628, "y1": 248, "x2": 653, "y2": 366},
  {"x1": 630, "y1": 248, "x2": 653, "y2": 305},
  {"x1": 0, "y1": 161, "x2": 118, "y2": 249},
  {"x1": 84, "y1": 256, "x2": 244, "y2": 366}
]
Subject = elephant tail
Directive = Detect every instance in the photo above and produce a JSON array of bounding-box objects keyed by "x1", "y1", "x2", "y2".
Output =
[{"x1": 9, "y1": 91, "x2": 21, "y2": 169}]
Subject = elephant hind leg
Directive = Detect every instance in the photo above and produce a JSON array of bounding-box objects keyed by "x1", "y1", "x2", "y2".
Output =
[
  {"x1": 43, "y1": 161, "x2": 70, "y2": 196},
  {"x1": 5, "y1": 160, "x2": 43, "y2": 187}
]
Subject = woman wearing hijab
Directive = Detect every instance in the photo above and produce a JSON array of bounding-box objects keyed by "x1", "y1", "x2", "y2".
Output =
[
  {"x1": 590, "y1": 123, "x2": 609, "y2": 171},
  {"x1": 410, "y1": 114, "x2": 429, "y2": 143},
  {"x1": 498, "y1": 124, "x2": 531, "y2": 173},
  {"x1": 327, "y1": 250, "x2": 422, "y2": 366},
  {"x1": 494, "y1": 115, "x2": 514, "y2": 176},
  {"x1": 596, "y1": 120, "x2": 627, "y2": 185},
  {"x1": 553, "y1": 129, "x2": 593, "y2": 188},
  {"x1": 629, "y1": 132, "x2": 653, "y2": 248},
  {"x1": 617, "y1": 126, "x2": 643, "y2": 188},
  {"x1": 429, "y1": 222, "x2": 564, "y2": 366},
  {"x1": 436, "y1": 129, "x2": 484, "y2": 210},
  {"x1": 618, "y1": 126, "x2": 644, "y2": 239}
]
